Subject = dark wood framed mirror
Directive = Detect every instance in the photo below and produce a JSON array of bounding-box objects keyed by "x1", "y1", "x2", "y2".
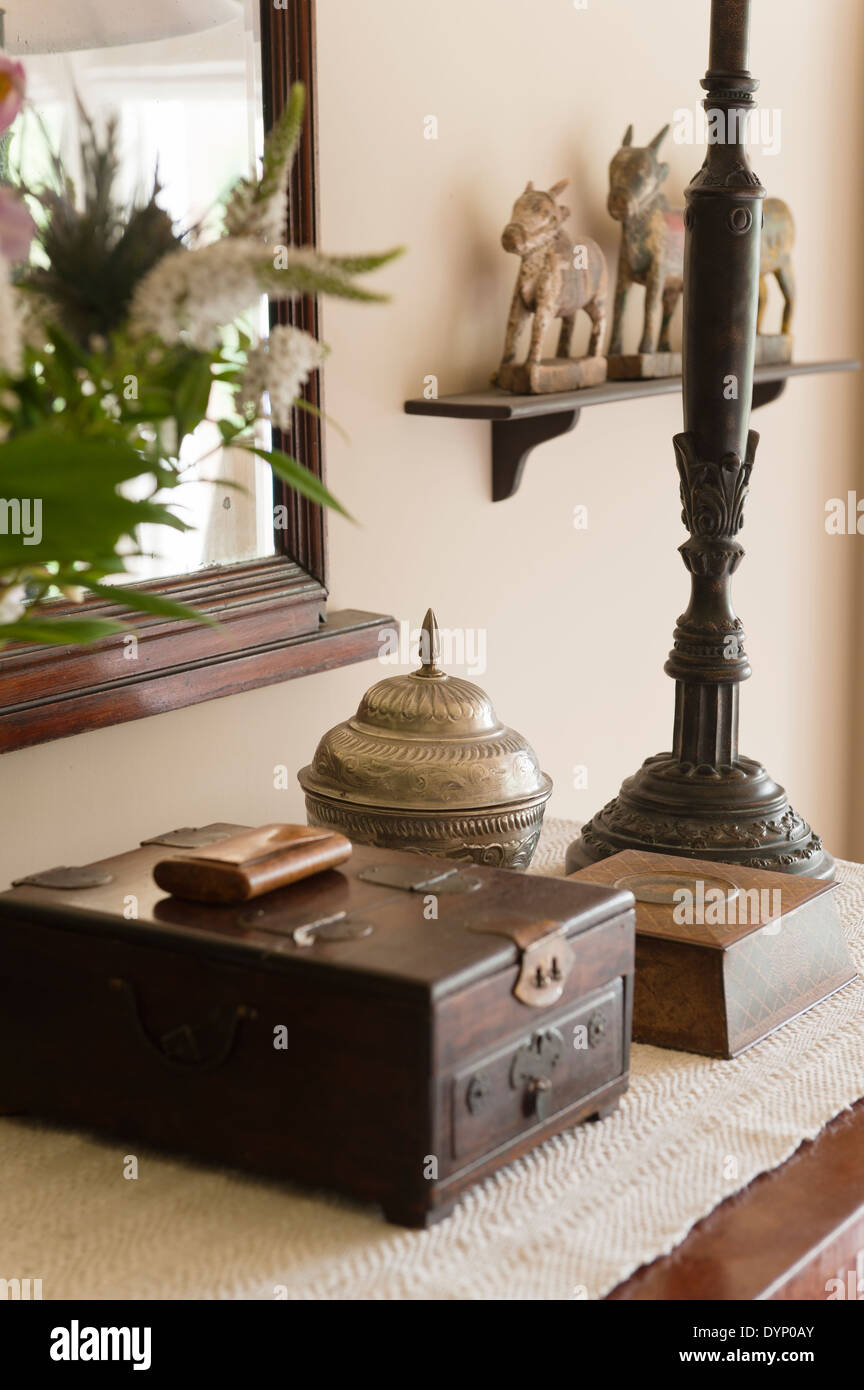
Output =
[{"x1": 0, "y1": 0, "x2": 392, "y2": 754}]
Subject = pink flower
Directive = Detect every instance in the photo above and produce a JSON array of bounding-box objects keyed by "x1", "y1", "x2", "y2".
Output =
[
  {"x1": 0, "y1": 188, "x2": 34, "y2": 263},
  {"x1": 0, "y1": 53, "x2": 25, "y2": 134}
]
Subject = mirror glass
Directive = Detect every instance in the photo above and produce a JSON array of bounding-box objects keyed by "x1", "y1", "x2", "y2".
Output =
[{"x1": 7, "y1": 0, "x2": 277, "y2": 583}]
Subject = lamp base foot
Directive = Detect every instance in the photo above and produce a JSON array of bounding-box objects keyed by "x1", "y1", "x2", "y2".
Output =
[{"x1": 565, "y1": 751, "x2": 834, "y2": 881}]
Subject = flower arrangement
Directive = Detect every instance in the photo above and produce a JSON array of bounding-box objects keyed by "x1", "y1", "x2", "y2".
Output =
[{"x1": 0, "y1": 57, "x2": 398, "y2": 645}]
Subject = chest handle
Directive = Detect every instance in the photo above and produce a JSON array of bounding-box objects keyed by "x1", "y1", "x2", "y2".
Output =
[{"x1": 108, "y1": 977, "x2": 256, "y2": 1072}]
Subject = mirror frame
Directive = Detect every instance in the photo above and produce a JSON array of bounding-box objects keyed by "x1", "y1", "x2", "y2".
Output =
[{"x1": 0, "y1": 0, "x2": 393, "y2": 754}]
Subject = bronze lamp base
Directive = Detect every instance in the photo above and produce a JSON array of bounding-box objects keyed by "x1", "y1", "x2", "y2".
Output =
[{"x1": 566, "y1": 752, "x2": 833, "y2": 881}]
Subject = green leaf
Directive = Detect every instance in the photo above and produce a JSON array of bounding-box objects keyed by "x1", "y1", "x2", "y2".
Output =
[
  {"x1": 234, "y1": 442, "x2": 353, "y2": 519},
  {"x1": 173, "y1": 354, "x2": 214, "y2": 442},
  {"x1": 79, "y1": 580, "x2": 216, "y2": 626},
  {"x1": 53, "y1": 558, "x2": 128, "y2": 583},
  {"x1": 324, "y1": 248, "x2": 404, "y2": 274},
  {"x1": 0, "y1": 426, "x2": 149, "y2": 487},
  {"x1": 0, "y1": 430, "x2": 191, "y2": 567},
  {"x1": 128, "y1": 500, "x2": 192, "y2": 533},
  {"x1": 293, "y1": 396, "x2": 350, "y2": 444},
  {"x1": 210, "y1": 477, "x2": 249, "y2": 494},
  {"x1": 121, "y1": 388, "x2": 177, "y2": 421},
  {"x1": 259, "y1": 260, "x2": 390, "y2": 303},
  {"x1": 260, "y1": 246, "x2": 401, "y2": 304},
  {"x1": 0, "y1": 617, "x2": 128, "y2": 647},
  {"x1": 89, "y1": 556, "x2": 129, "y2": 575}
]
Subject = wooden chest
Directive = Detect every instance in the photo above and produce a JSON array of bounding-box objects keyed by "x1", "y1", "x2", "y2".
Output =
[{"x1": 0, "y1": 825, "x2": 635, "y2": 1227}]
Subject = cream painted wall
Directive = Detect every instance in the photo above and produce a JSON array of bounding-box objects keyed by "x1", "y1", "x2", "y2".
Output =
[{"x1": 1, "y1": 0, "x2": 862, "y2": 885}]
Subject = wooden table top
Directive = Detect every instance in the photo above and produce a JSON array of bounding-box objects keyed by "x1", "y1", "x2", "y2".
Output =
[{"x1": 608, "y1": 1094, "x2": 864, "y2": 1300}]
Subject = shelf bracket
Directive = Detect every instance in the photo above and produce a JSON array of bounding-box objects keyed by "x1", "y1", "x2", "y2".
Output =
[
  {"x1": 490, "y1": 381, "x2": 788, "y2": 501},
  {"x1": 752, "y1": 378, "x2": 787, "y2": 409},
  {"x1": 492, "y1": 408, "x2": 580, "y2": 501},
  {"x1": 405, "y1": 358, "x2": 858, "y2": 503}
]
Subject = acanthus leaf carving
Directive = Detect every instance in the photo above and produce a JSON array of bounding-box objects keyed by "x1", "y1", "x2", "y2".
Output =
[{"x1": 673, "y1": 429, "x2": 758, "y2": 540}]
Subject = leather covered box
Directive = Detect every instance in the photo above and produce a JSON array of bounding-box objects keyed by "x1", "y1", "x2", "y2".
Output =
[{"x1": 0, "y1": 824, "x2": 635, "y2": 1227}]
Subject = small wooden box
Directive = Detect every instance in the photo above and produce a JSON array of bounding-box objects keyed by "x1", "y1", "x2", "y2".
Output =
[
  {"x1": 568, "y1": 849, "x2": 856, "y2": 1058},
  {"x1": 0, "y1": 825, "x2": 635, "y2": 1227}
]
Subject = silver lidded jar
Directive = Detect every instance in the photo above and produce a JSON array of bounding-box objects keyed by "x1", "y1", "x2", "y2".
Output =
[{"x1": 298, "y1": 610, "x2": 552, "y2": 868}]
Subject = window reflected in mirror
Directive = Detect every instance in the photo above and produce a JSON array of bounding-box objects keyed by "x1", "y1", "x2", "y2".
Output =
[{"x1": 7, "y1": 0, "x2": 276, "y2": 583}]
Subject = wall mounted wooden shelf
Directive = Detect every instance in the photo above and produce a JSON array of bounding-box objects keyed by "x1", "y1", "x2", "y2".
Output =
[{"x1": 405, "y1": 358, "x2": 860, "y2": 501}]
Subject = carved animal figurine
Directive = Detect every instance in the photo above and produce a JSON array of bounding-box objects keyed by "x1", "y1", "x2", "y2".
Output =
[
  {"x1": 607, "y1": 124, "x2": 684, "y2": 366},
  {"x1": 496, "y1": 179, "x2": 607, "y2": 394},
  {"x1": 757, "y1": 198, "x2": 795, "y2": 354},
  {"x1": 607, "y1": 124, "x2": 795, "y2": 371}
]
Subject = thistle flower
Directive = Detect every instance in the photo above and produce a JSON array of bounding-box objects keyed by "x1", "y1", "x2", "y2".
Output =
[
  {"x1": 238, "y1": 325, "x2": 327, "y2": 431},
  {"x1": 20, "y1": 113, "x2": 185, "y2": 347}
]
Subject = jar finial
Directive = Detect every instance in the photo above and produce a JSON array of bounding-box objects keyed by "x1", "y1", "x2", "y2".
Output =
[{"x1": 417, "y1": 608, "x2": 443, "y2": 677}]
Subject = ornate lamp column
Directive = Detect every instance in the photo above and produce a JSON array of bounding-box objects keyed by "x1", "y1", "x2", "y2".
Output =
[{"x1": 567, "y1": 0, "x2": 832, "y2": 880}]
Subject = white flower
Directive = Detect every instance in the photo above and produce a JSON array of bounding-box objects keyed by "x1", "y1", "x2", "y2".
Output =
[
  {"x1": 238, "y1": 325, "x2": 327, "y2": 431},
  {"x1": 224, "y1": 178, "x2": 287, "y2": 244},
  {"x1": 0, "y1": 581, "x2": 28, "y2": 625},
  {"x1": 223, "y1": 89, "x2": 303, "y2": 245},
  {"x1": 128, "y1": 240, "x2": 268, "y2": 349}
]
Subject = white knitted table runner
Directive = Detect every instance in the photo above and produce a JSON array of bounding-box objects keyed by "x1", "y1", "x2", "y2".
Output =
[{"x1": 3, "y1": 817, "x2": 863, "y2": 1301}]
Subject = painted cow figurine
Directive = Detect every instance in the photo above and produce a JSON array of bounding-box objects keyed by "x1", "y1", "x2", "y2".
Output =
[
  {"x1": 607, "y1": 124, "x2": 684, "y2": 355},
  {"x1": 607, "y1": 124, "x2": 795, "y2": 354},
  {"x1": 758, "y1": 198, "x2": 795, "y2": 336},
  {"x1": 498, "y1": 179, "x2": 607, "y2": 371}
]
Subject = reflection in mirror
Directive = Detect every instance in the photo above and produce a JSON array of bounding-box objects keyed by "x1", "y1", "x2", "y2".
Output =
[{"x1": 5, "y1": 0, "x2": 276, "y2": 581}]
